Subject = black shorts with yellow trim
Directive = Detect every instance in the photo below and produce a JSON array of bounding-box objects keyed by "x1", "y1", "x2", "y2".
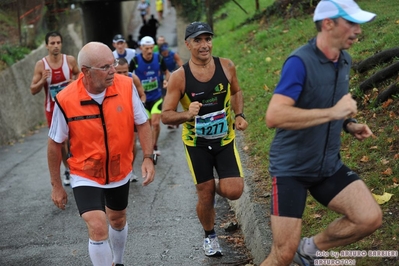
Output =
[{"x1": 184, "y1": 139, "x2": 243, "y2": 185}]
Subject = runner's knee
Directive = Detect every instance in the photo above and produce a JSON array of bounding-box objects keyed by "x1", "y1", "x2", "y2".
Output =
[
  {"x1": 357, "y1": 205, "x2": 382, "y2": 234},
  {"x1": 218, "y1": 181, "x2": 243, "y2": 200}
]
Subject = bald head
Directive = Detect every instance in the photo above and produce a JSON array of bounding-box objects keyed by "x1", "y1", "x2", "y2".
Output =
[{"x1": 78, "y1": 42, "x2": 113, "y2": 69}]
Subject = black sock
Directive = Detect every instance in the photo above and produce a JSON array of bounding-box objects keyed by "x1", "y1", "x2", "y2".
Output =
[{"x1": 204, "y1": 229, "x2": 215, "y2": 238}]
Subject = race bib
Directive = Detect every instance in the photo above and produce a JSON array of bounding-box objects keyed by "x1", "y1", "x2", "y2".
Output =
[
  {"x1": 49, "y1": 80, "x2": 69, "y2": 101},
  {"x1": 195, "y1": 110, "x2": 228, "y2": 139},
  {"x1": 142, "y1": 77, "x2": 159, "y2": 92}
]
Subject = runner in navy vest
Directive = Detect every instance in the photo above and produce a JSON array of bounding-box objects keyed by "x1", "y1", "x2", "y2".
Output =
[
  {"x1": 263, "y1": 1, "x2": 381, "y2": 265},
  {"x1": 130, "y1": 36, "x2": 170, "y2": 157},
  {"x1": 159, "y1": 43, "x2": 184, "y2": 129}
]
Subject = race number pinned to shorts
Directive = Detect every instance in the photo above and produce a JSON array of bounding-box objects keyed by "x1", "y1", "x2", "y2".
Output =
[
  {"x1": 49, "y1": 80, "x2": 69, "y2": 101},
  {"x1": 195, "y1": 109, "x2": 228, "y2": 139}
]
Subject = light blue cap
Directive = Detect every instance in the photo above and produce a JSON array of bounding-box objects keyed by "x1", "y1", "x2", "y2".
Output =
[{"x1": 313, "y1": 0, "x2": 376, "y2": 24}]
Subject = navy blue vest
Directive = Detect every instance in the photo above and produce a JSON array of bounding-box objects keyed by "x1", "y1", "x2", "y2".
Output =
[
  {"x1": 134, "y1": 53, "x2": 162, "y2": 102},
  {"x1": 269, "y1": 38, "x2": 352, "y2": 177}
]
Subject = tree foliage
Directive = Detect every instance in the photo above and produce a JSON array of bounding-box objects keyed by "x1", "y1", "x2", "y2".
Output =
[{"x1": 170, "y1": 0, "x2": 230, "y2": 23}]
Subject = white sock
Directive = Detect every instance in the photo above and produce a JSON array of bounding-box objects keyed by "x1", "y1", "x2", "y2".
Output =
[
  {"x1": 88, "y1": 239, "x2": 113, "y2": 266},
  {"x1": 109, "y1": 223, "x2": 128, "y2": 264},
  {"x1": 303, "y1": 237, "x2": 319, "y2": 256}
]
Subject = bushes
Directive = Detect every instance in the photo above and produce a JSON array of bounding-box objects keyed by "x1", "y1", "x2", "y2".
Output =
[{"x1": 0, "y1": 44, "x2": 30, "y2": 70}]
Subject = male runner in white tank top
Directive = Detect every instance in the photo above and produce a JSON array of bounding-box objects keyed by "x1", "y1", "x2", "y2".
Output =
[{"x1": 30, "y1": 31, "x2": 80, "y2": 186}]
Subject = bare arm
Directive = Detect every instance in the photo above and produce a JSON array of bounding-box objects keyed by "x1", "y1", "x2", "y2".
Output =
[
  {"x1": 164, "y1": 69, "x2": 171, "y2": 82},
  {"x1": 161, "y1": 68, "x2": 201, "y2": 125},
  {"x1": 136, "y1": 121, "x2": 155, "y2": 186},
  {"x1": 220, "y1": 58, "x2": 248, "y2": 131},
  {"x1": 30, "y1": 60, "x2": 49, "y2": 95},
  {"x1": 67, "y1": 55, "x2": 80, "y2": 80},
  {"x1": 174, "y1": 53, "x2": 184, "y2": 67},
  {"x1": 161, "y1": 69, "x2": 171, "y2": 92},
  {"x1": 265, "y1": 93, "x2": 358, "y2": 130},
  {"x1": 346, "y1": 122, "x2": 373, "y2": 141},
  {"x1": 132, "y1": 73, "x2": 146, "y2": 103},
  {"x1": 47, "y1": 137, "x2": 68, "y2": 210}
]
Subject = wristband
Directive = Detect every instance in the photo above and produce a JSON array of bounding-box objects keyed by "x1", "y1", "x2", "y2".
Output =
[
  {"x1": 343, "y1": 118, "x2": 358, "y2": 133},
  {"x1": 235, "y1": 113, "x2": 246, "y2": 120},
  {"x1": 143, "y1": 154, "x2": 154, "y2": 161}
]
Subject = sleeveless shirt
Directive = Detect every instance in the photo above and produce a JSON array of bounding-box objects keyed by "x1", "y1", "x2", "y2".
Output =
[
  {"x1": 42, "y1": 54, "x2": 71, "y2": 112},
  {"x1": 180, "y1": 57, "x2": 235, "y2": 147}
]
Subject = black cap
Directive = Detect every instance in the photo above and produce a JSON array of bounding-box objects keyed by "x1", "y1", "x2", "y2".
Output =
[
  {"x1": 113, "y1": 34, "x2": 125, "y2": 43},
  {"x1": 185, "y1": 22, "x2": 214, "y2": 40}
]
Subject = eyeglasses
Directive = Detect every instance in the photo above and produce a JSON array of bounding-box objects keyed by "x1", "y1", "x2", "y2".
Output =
[{"x1": 83, "y1": 59, "x2": 119, "y2": 71}]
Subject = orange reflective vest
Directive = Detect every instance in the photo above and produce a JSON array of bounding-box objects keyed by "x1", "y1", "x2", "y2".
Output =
[{"x1": 56, "y1": 73, "x2": 135, "y2": 185}]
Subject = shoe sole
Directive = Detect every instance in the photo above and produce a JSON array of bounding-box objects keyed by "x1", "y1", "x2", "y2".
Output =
[
  {"x1": 205, "y1": 251, "x2": 223, "y2": 257},
  {"x1": 293, "y1": 252, "x2": 311, "y2": 266}
]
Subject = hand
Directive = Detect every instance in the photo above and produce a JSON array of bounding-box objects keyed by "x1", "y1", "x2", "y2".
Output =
[
  {"x1": 333, "y1": 93, "x2": 357, "y2": 120},
  {"x1": 235, "y1": 116, "x2": 248, "y2": 131},
  {"x1": 51, "y1": 185, "x2": 68, "y2": 210},
  {"x1": 347, "y1": 122, "x2": 373, "y2": 141},
  {"x1": 188, "y1": 101, "x2": 202, "y2": 119},
  {"x1": 41, "y1": 69, "x2": 51, "y2": 84},
  {"x1": 141, "y1": 158, "x2": 155, "y2": 186}
]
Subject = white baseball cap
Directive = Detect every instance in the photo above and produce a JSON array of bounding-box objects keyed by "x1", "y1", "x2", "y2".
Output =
[
  {"x1": 140, "y1": 36, "x2": 155, "y2": 46},
  {"x1": 313, "y1": 0, "x2": 376, "y2": 24}
]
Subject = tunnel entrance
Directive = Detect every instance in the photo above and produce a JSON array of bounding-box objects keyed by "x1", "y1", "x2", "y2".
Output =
[{"x1": 80, "y1": 1, "x2": 124, "y2": 49}]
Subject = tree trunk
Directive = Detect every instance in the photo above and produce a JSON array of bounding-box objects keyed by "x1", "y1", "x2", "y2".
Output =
[
  {"x1": 353, "y1": 47, "x2": 399, "y2": 73},
  {"x1": 359, "y1": 62, "x2": 399, "y2": 92},
  {"x1": 375, "y1": 82, "x2": 399, "y2": 106},
  {"x1": 206, "y1": 0, "x2": 213, "y2": 30}
]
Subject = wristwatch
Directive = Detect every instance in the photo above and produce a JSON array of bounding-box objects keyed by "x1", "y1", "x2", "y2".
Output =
[
  {"x1": 235, "y1": 113, "x2": 246, "y2": 120},
  {"x1": 143, "y1": 154, "x2": 157, "y2": 165},
  {"x1": 343, "y1": 118, "x2": 358, "y2": 133}
]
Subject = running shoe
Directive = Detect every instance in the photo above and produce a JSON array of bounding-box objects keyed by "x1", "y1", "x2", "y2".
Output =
[
  {"x1": 167, "y1": 125, "x2": 179, "y2": 129},
  {"x1": 203, "y1": 234, "x2": 223, "y2": 257},
  {"x1": 130, "y1": 171, "x2": 138, "y2": 182},
  {"x1": 63, "y1": 170, "x2": 70, "y2": 186},
  {"x1": 153, "y1": 146, "x2": 161, "y2": 156},
  {"x1": 293, "y1": 238, "x2": 316, "y2": 266}
]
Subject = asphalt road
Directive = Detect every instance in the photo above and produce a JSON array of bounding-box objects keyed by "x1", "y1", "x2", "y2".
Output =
[
  {"x1": 0, "y1": 122, "x2": 252, "y2": 265},
  {"x1": 0, "y1": 2, "x2": 256, "y2": 265}
]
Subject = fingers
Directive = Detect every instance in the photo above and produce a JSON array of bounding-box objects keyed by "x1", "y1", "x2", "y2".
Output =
[
  {"x1": 335, "y1": 93, "x2": 358, "y2": 119},
  {"x1": 188, "y1": 102, "x2": 202, "y2": 117},
  {"x1": 141, "y1": 161, "x2": 155, "y2": 186},
  {"x1": 53, "y1": 198, "x2": 67, "y2": 210},
  {"x1": 142, "y1": 172, "x2": 155, "y2": 186},
  {"x1": 52, "y1": 188, "x2": 68, "y2": 210},
  {"x1": 235, "y1": 119, "x2": 248, "y2": 131},
  {"x1": 352, "y1": 124, "x2": 373, "y2": 140}
]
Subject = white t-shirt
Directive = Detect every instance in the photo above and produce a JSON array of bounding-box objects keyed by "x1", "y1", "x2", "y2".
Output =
[
  {"x1": 48, "y1": 82, "x2": 148, "y2": 189},
  {"x1": 112, "y1": 48, "x2": 136, "y2": 65}
]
